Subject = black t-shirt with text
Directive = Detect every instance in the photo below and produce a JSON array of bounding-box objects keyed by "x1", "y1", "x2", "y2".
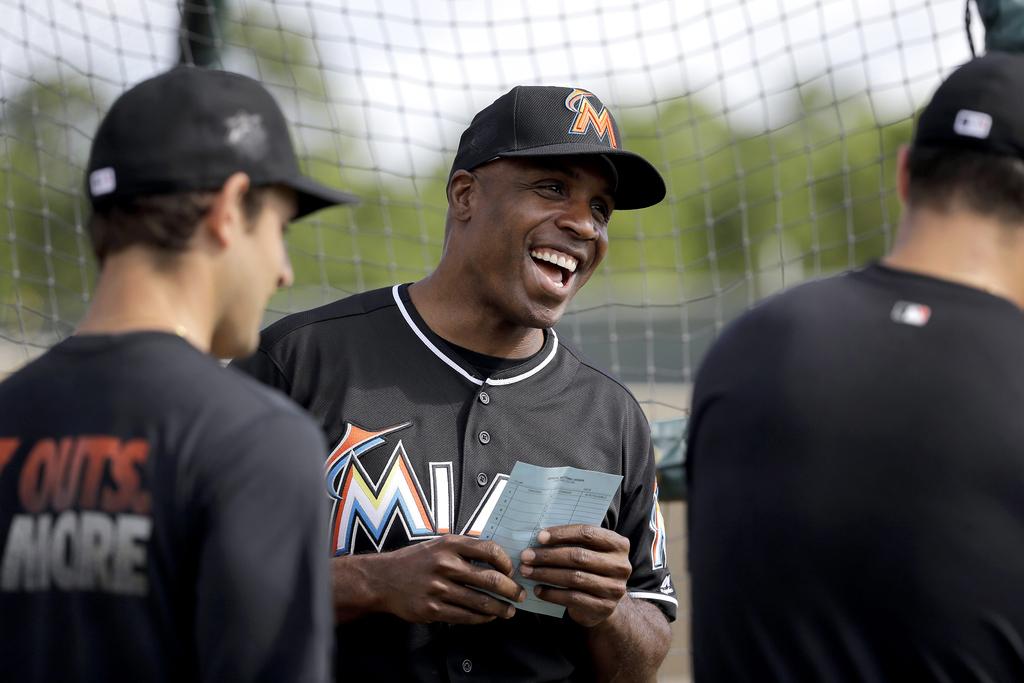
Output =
[
  {"x1": 688, "y1": 263, "x2": 1024, "y2": 682},
  {"x1": 0, "y1": 332, "x2": 332, "y2": 682}
]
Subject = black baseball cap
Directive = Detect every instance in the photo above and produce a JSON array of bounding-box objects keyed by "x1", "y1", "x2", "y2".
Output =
[
  {"x1": 86, "y1": 66, "x2": 357, "y2": 219},
  {"x1": 914, "y1": 51, "x2": 1024, "y2": 160},
  {"x1": 449, "y1": 85, "x2": 666, "y2": 210}
]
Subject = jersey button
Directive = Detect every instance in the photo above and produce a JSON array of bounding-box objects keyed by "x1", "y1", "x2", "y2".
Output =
[
  {"x1": 478, "y1": 391, "x2": 490, "y2": 405},
  {"x1": 478, "y1": 430, "x2": 490, "y2": 444},
  {"x1": 476, "y1": 472, "x2": 488, "y2": 486},
  {"x1": 462, "y1": 659, "x2": 473, "y2": 673}
]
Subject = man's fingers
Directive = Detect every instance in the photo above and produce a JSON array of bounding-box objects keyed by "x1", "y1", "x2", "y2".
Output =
[
  {"x1": 451, "y1": 563, "x2": 526, "y2": 602},
  {"x1": 536, "y1": 524, "x2": 630, "y2": 553},
  {"x1": 437, "y1": 535, "x2": 515, "y2": 576},
  {"x1": 441, "y1": 583, "x2": 519, "y2": 619},
  {"x1": 520, "y1": 544, "x2": 631, "y2": 580},
  {"x1": 518, "y1": 565, "x2": 626, "y2": 600},
  {"x1": 533, "y1": 584, "x2": 607, "y2": 609},
  {"x1": 531, "y1": 585, "x2": 614, "y2": 627},
  {"x1": 417, "y1": 598, "x2": 501, "y2": 625}
]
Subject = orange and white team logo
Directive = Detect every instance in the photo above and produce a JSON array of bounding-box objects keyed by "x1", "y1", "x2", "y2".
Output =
[
  {"x1": 0, "y1": 436, "x2": 152, "y2": 596},
  {"x1": 325, "y1": 421, "x2": 516, "y2": 555},
  {"x1": 564, "y1": 89, "x2": 618, "y2": 148}
]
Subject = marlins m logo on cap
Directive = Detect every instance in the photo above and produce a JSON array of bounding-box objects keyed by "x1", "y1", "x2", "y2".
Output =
[
  {"x1": 565, "y1": 89, "x2": 618, "y2": 148},
  {"x1": 448, "y1": 84, "x2": 664, "y2": 208}
]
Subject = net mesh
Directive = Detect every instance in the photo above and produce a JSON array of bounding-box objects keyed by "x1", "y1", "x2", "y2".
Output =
[
  {"x1": 0, "y1": 0, "x2": 981, "y2": 676},
  {"x1": 0, "y1": 0, "x2": 980, "y2": 389}
]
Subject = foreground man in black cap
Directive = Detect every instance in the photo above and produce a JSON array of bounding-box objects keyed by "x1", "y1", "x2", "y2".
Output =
[
  {"x1": 235, "y1": 86, "x2": 677, "y2": 681},
  {"x1": 688, "y1": 52, "x2": 1024, "y2": 681},
  {"x1": 0, "y1": 67, "x2": 356, "y2": 682}
]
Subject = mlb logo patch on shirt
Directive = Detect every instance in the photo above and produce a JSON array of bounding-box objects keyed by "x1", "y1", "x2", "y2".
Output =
[{"x1": 890, "y1": 300, "x2": 931, "y2": 327}]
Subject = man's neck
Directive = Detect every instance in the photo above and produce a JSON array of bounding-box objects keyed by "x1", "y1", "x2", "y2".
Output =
[
  {"x1": 407, "y1": 275, "x2": 544, "y2": 359},
  {"x1": 76, "y1": 249, "x2": 214, "y2": 352},
  {"x1": 883, "y1": 207, "x2": 1024, "y2": 309}
]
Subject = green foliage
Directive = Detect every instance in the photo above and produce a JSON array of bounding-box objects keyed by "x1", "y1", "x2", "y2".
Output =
[{"x1": 605, "y1": 92, "x2": 910, "y2": 307}]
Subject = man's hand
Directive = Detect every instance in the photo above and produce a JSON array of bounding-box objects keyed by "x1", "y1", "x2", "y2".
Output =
[
  {"x1": 518, "y1": 524, "x2": 631, "y2": 627},
  {"x1": 336, "y1": 535, "x2": 526, "y2": 625}
]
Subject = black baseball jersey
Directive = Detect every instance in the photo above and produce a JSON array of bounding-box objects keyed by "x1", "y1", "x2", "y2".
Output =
[
  {"x1": 0, "y1": 332, "x2": 332, "y2": 683},
  {"x1": 233, "y1": 284, "x2": 677, "y2": 682},
  {"x1": 687, "y1": 263, "x2": 1024, "y2": 682}
]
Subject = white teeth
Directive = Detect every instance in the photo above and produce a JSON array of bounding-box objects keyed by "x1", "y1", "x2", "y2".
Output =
[{"x1": 530, "y1": 249, "x2": 578, "y2": 273}]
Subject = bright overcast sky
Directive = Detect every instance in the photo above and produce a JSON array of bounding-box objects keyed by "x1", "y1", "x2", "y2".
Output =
[{"x1": 0, "y1": 0, "x2": 978, "y2": 174}]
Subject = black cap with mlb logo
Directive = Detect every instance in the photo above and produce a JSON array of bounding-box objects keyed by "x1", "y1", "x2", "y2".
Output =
[
  {"x1": 86, "y1": 66, "x2": 357, "y2": 219},
  {"x1": 914, "y1": 51, "x2": 1024, "y2": 160},
  {"x1": 449, "y1": 85, "x2": 666, "y2": 210}
]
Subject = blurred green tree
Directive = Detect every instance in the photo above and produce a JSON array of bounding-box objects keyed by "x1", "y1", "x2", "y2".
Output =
[{"x1": 0, "y1": 79, "x2": 99, "y2": 342}]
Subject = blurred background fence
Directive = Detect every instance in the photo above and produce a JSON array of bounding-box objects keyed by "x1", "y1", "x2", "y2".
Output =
[{"x1": 0, "y1": 1, "x2": 982, "y2": 678}]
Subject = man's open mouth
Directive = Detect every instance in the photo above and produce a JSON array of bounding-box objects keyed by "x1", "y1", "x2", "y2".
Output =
[{"x1": 530, "y1": 248, "x2": 578, "y2": 288}]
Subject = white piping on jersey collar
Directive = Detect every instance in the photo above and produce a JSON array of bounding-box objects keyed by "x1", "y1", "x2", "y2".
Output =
[{"x1": 392, "y1": 284, "x2": 559, "y2": 387}]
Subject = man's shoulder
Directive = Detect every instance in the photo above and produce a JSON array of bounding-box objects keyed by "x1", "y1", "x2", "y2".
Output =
[
  {"x1": 0, "y1": 334, "x2": 318, "y2": 444},
  {"x1": 219, "y1": 364, "x2": 310, "y2": 419},
  {"x1": 186, "y1": 364, "x2": 325, "y2": 478},
  {"x1": 145, "y1": 344, "x2": 315, "y2": 433},
  {"x1": 556, "y1": 335, "x2": 646, "y2": 416},
  {"x1": 756, "y1": 269, "x2": 865, "y2": 312},
  {"x1": 693, "y1": 271, "x2": 864, "y2": 375},
  {"x1": 259, "y1": 286, "x2": 399, "y2": 352},
  {"x1": 724, "y1": 268, "x2": 871, "y2": 336}
]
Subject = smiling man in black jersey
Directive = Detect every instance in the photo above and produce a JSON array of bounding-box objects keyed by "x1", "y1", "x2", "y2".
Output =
[
  {"x1": 688, "y1": 52, "x2": 1024, "y2": 681},
  {"x1": 234, "y1": 85, "x2": 677, "y2": 681}
]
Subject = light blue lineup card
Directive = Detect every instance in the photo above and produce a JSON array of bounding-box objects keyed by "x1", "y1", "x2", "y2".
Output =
[{"x1": 479, "y1": 461, "x2": 623, "y2": 618}]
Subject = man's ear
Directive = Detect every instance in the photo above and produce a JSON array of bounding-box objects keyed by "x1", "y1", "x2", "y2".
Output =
[
  {"x1": 896, "y1": 145, "x2": 911, "y2": 205},
  {"x1": 205, "y1": 172, "x2": 251, "y2": 247},
  {"x1": 447, "y1": 169, "x2": 476, "y2": 222}
]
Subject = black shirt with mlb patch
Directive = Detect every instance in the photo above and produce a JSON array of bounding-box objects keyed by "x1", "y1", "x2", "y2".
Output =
[
  {"x1": 0, "y1": 332, "x2": 332, "y2": 682},
  {"x1": 687, "y1": 263, "x2": 1024, "y2": 682},
  {"x1": 233, "y1": 284, "x2": 677, "y2": 682}
]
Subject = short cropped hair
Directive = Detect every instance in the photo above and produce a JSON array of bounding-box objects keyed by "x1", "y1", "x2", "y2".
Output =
[
  {"x1": 906, "y1": 146, "x2": 1024, "y2": 226},
  {"x1": 87, "y1": 186, "x2": 267, "y2": 264}
]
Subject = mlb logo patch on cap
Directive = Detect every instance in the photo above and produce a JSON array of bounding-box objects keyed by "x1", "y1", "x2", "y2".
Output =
[
  {"x1": 953, "y1": 109, "x2": 993, "y2": 140},
  {"x1": 89, "y1": 167, "x2": 117, "y2": 197},
  {"x1": 890, "y1": 300, "x2": 931, "y2": 327}
]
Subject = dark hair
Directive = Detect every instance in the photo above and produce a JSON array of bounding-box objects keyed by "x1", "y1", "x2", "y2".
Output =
[
  {"x1": 87, "y1": 186, "x2": 267, "y2": 263},
  {"x1": 906, "y1": 146, "x2": 1024, "y2": 225}
]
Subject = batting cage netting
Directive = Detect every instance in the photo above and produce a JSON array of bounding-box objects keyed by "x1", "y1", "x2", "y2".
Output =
[{"x1": 0, "y1": 1, "x2": 983, "y2": 678}]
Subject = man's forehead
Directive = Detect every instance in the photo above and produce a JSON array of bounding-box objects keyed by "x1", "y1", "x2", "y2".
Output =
[{"x1": 496, "y1": 156, "x2": 617, "y2": 195}]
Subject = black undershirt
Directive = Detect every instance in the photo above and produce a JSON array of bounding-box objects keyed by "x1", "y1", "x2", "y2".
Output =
[
  {"x1": 444, "y1": 340, "x2": 538, "y2": 376},
  {"x1": 398, "y1": 284, "x2": 541, "y2": 377}
]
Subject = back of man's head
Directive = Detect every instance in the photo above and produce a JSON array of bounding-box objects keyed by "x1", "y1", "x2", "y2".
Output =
[
  {"x1": 85, "y1": 66, "x2": 356, "y2": 263},
  {"x1": 907, "y1": 52, "x2": 1024, "y2": 225}
]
